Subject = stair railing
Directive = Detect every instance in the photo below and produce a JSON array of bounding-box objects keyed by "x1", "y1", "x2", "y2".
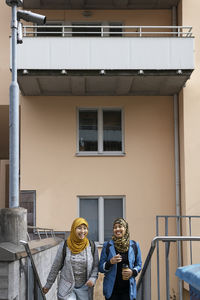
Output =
[{"x1": 137, "y1": 236, "x2": 200, "y2": 300}]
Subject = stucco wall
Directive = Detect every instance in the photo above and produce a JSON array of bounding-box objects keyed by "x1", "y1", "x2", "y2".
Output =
[{"x1": 181, "y1": 0, "x2": 200, "y2": 266}]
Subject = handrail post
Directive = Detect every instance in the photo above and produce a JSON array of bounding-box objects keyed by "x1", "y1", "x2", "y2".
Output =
[
  {"x1": 189, "y1": 217, "x2": 193, "y2": 264},
  {"x1": 165, "y1": 241, "x2": 170, "y2": 300},
  {"x1": 165, "y1": 218, "x2": 170, "y2": 300},
  {"x1": 156, "y1": 216, "x2": 161, "y2": 300},
  {"x1": 101, "y1": 26, "x2": 104, "y2": 37}
]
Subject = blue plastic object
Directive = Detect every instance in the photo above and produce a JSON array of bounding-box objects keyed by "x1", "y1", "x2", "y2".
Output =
[{"x1": 176, "y1": 264, "x2": 200, "y2": 300}]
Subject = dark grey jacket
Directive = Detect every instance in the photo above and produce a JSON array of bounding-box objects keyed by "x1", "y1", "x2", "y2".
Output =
[{"x1": 44, "y1": 241, "x2": 99, "y2": 300}]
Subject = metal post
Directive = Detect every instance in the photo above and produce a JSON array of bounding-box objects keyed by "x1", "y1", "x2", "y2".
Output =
[
  {"x1": 174, "y1": 94, "x2": 183, "y2": 300},
  {"x1": 9, "y1": 2, "x2": 20, "y2": 208},
  {"x1": 165, "y1": 217, "x2": 170, "y2": 300},
  {"x1": 156, "y1": 216, "x2": 161, "y2": 300}
]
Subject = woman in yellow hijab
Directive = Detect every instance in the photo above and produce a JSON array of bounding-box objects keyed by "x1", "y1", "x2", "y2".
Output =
[{"x1": 43, "y1": 217, "x2": 99, "y2": 300}]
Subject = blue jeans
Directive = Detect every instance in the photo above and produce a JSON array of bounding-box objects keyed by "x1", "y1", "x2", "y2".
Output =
[{"x1": 66, "y1": 285, "x2": 89, "y2": 300}]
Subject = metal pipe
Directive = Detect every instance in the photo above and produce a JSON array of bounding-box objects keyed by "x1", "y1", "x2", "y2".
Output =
[
  {"x1": 174, "y1": 94, "x2": 183, "y2": 300},
  {"x1": 9, "y1": 4, "x2": 19, "y2": 208},
  {"x1": 156, "y1": 216, "x2": 160, "y2": 300},
  {"x1": 165, "y1": 218, "x2": 170, "y2": 300}
]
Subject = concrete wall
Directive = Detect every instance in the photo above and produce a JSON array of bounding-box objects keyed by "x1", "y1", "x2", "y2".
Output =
[{"x1": 0, "y1": 239, "x2": 61, "y2": 300}]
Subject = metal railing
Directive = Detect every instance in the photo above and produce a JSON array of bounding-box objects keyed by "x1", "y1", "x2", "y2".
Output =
[
  {"x1": 22, "y1": 25, "x2": 193, "y2": 38},
  {"x1": 27, "y1": 225, "x2": 55, "y2": 240},
  {"x1": 137, "y1": 236, "x2": 200, "y2": 300},
  {"x1": 156, "y1": 216, "x2": 200, "y2": 300},
  {"x1": 20, "y1": 240, "x2": 47, "y2": 300}
]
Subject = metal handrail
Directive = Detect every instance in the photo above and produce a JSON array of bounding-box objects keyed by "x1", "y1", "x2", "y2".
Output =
[
  {"x1": 27, "y1": 225, "x2": 55, "y2": 240},
  {"x1": 22, "y1": 25, "x2": 193, "y2": 37},
  {"x1": 20, "y1": 240, "x2": 47, "y2": 300},
  {"x1": 137, "y1": 236, "x2": 200, "y2": 300}
]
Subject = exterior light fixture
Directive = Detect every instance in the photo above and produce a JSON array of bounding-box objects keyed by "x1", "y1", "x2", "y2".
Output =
[
  {"x1": 100, "y1": 70, "x2": 106, "y2": 75},
  {"x1": 61, "y1": 69, "x2": 67, "y2": 75},
  {"x1": 82, "y1": 11, "x2": 92, "y2": 17},
  {"x1": 22, "y1": 69, "x2": 28, "y2": 75},
  {"x1": 177, "y1": 70, "x2": 182, "y2": 75},
  {"x1": 138, "y1": 70, "x2": 144, "y2": 75}
]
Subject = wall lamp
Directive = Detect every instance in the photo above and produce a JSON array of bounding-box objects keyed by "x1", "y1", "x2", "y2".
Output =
[{"x1": 100, "y1": 70, "x2": 106, "y2": 75}]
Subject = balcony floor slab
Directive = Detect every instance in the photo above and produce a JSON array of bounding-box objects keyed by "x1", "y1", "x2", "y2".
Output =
[{"x1": 18, "y1": 70, "x2": 192, "y2": 96}]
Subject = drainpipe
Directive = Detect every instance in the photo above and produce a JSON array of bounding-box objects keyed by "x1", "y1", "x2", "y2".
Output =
[{"x1": 174, "y1": 94, "x2": 182, "y2": 300}]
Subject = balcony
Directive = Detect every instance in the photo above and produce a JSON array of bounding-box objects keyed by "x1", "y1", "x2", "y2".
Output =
[
  {"x1": 22, "y1": 0, "x2": 180, "y2": 10},
  {"x1": 16, "y1": 25, "x2": 194, "y2": 96}
]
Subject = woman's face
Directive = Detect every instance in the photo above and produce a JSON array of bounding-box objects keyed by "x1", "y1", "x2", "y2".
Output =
[
  {"x1": 75, "y1": 224, "x2": 88, "y2": 239},
  {"x1": 113, "y1": 223, "x2": 126, "y2": 238}
]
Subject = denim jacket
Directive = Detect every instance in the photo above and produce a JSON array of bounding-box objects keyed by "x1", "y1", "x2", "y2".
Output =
[{"x1": 99, "y1": 240, "x2": 142, "y2": 300}]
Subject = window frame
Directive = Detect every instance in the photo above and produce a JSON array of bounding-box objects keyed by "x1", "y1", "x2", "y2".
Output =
[
  {"x1": 76, "y1": 107, "x2": 125, "y2": 156},
  {"x1": 78, "y1": 195, "x2": 126, "y2": 245}
]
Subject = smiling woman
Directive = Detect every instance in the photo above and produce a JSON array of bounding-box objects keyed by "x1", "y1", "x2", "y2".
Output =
[
  {"x1": 42, "y1": 218, "x2": 99, "y2": 300},
  {"x1": 99, "y1": 218, "x2": 142, "y2": 300}
]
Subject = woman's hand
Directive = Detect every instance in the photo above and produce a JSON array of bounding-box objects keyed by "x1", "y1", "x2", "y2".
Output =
[
  {"x1": 85, "y1": 280, "x2": 94, "y2": 287},
  {"x1": 42, "y1": 287, "x2": 49, "y2": 294},
  {"x1": 110, "y1": 254, "x2": 122, "y2": 264},
  {"x1": 122, "y1": 268, "x2": 133, "y2": 280}
]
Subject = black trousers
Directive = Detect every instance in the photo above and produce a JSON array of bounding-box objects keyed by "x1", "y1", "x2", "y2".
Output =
[{"x1": 106, "y1": 290, "x2": 131, "y2": 300}]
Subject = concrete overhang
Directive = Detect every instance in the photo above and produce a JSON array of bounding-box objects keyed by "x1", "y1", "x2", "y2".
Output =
[
  {"x1": 0, "y1": 238, "x2": 62, "y2": 261},
  {"x1": 18, "y1": 69, "x2": 193, "y2": 96},
  {"x1": 23, "y1": 0, "x2": 180, "y2": 10}
]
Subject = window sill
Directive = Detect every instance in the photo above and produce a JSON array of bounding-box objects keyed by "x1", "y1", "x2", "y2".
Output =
[{"x1": 75, "y1": 152, "x2": 126, "y2": 157}]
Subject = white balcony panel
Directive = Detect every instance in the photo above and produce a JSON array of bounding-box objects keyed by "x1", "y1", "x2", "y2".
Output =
[{"x1": 16, "y1": 37, "x2": 194, "y2": 71}]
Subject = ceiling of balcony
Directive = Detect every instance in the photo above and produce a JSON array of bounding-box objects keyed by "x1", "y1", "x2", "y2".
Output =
[
  {"x1": 23, "y1": 0, "x2": 180, "y2": 10},
  {"x1": 18, "y1": 70, "x2": 192, "y2": 96}
]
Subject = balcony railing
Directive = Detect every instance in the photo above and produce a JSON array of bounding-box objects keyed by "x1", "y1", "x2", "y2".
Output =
[{"x1": 22, "y1": 25, "x2": 193, "y2": 38}]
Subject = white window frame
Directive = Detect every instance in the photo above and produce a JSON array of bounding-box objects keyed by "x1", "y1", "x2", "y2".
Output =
[
  {"x1": 78, "y1": 196, "x2": 126, "y2": 245},
  {"x1": 76, "y1": 107, "x2": 125, "y2": 156}
]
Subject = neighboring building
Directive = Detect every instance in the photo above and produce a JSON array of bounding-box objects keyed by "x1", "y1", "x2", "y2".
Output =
[{"x1": 0, "y1": 0, "x2": 199, "y2": 299}]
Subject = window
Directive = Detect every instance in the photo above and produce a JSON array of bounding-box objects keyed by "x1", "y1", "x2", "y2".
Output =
[
  {"x1": 79, "y1": 196, "x2": 125, "y2": 243},
  {"x1": 36, "y1": 22, "x2": 63, "y2": 37},
  {"x1": 78, "y1": 108, "x2": 124, "y2": 155},
  {"x1": 109, "y1": 22, "x2": 123, "y2": 37},
  {"x1": 72, "y1": 22, "x2": 101, "y2": 37}
]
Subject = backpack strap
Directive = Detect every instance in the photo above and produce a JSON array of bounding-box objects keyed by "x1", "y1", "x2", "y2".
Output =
[
  {"x1": 131, "y1": 240, "x2": 138, "y2": 266},
  {"x1": 60, "y1": 239, "x2": 95, "y2": 271},
  {"x1": 89, "y1": 240, "x2": 95, "y2": 257}
]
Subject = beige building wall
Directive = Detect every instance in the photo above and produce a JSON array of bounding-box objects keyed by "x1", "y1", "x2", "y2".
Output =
[
  {"x1": 1, "y1": 3, "x2": 197, "y2": 299},
  {"x1": 20, "y1": 94, "x2": 178, "y2": 298},
  {"x1": 0, "y1": 2, "x2": 11, "y2": 106},
  {"x1": 19, "y1": 8, "x2": 178, "y2": 299},
  {"x1": 182, "y1": 0, "x2": 200, "y2": 218},
  {"x1": 35, "y1": 9, "x2": 172, "y2": 27}
]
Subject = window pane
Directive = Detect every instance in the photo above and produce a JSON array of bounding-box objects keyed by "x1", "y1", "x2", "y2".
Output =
[
  {"x1": 72, "y1": 23, "x2": 101, "y2": 37},
  {"x1": 79, "y1": 110, "x2": 98, "y2": 151},
  {"x1": 37, "y1": 23, "x2": 62, "y2": 37},
  {"x1": 103, "y1": 110, "x2": 122, "y2": 151},
  {"x1": 109, "y1": 23, "x2": 123, "y2": 37},
  {"x1": 80, "y1": 198, "x2": 99, "y2": 241},
  {"x1": 104, "y1": 198, "x2": 123, "y2": 241}
]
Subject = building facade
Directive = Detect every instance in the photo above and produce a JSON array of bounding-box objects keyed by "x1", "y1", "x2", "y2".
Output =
[{"x1": 0, "y1": 0, "x2": 200, "y2": 299}]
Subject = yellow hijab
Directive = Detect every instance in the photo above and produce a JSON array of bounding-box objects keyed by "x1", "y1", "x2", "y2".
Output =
[{"x1": 67, "y1": 217, "x2": 89, "y2": 254}]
